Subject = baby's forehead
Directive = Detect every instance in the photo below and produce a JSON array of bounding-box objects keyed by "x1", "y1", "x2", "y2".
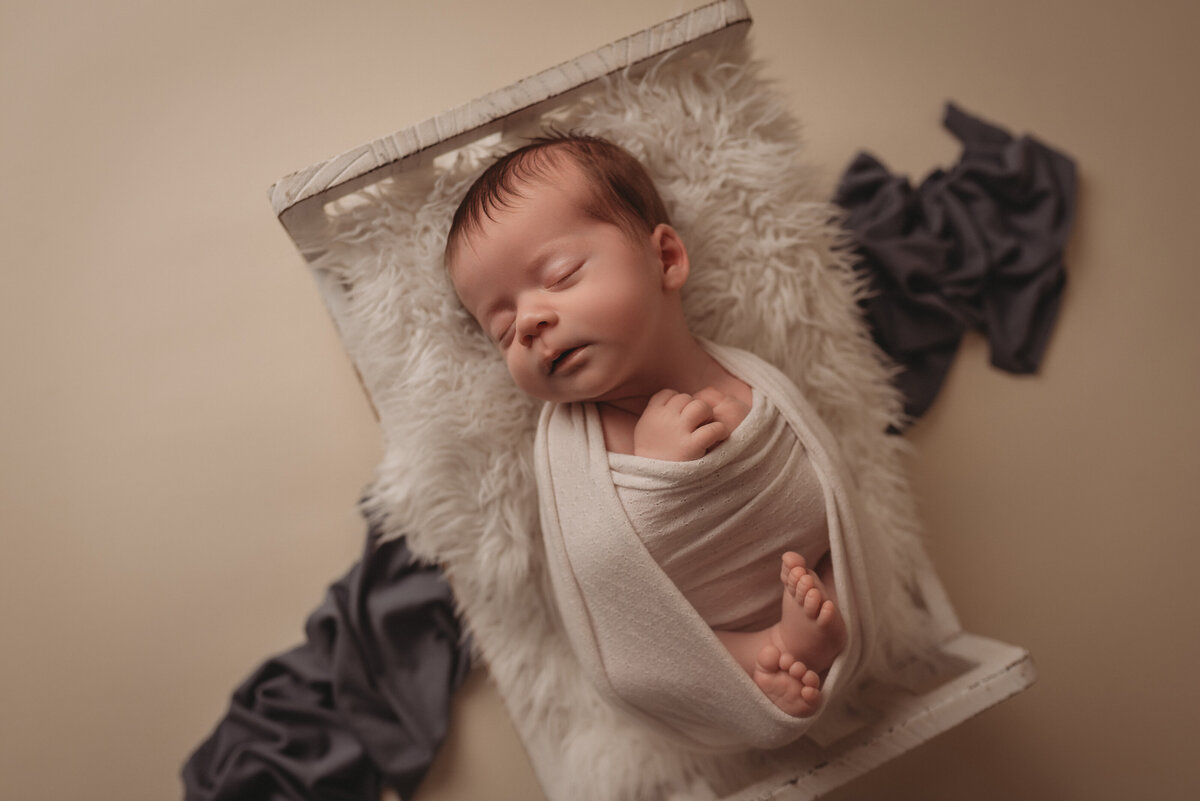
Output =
[
  {"x1": 516, "y1": 153, "x2": 593, "y2": 203},
  {"x1": 447, "y1": 151, "x2": 599, "y2": 268},
  {"x1": 482, "y1": 161, "x2": 594, "y2": 229}
]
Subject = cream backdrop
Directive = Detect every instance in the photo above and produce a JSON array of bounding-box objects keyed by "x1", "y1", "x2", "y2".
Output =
[{"x1": 2, "y1": 1, "x2": 1197, "y2": 799}]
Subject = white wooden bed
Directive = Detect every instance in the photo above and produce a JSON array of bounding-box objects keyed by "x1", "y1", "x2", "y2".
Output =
[{"x1": 269, "y1": 2, "x2": 1035, "y2": 798}]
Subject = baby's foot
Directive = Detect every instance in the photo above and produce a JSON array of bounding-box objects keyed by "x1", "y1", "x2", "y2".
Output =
[
  {"x1": 752, "y1": 643, "x2": 822, "y2": 717},
  {"x1": 777, "y1": 552, "x2": 847, "y2": 674}
]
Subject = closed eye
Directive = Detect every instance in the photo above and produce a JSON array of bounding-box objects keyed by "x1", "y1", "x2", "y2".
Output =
[
  {"x1": 489, "y1": 312, "x2": 515, "y2": 347},
  {"x1": 547, "y1": 262, "x2": 583, "y2": 289}
]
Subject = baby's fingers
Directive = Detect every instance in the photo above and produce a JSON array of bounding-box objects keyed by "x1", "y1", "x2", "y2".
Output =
[
  {"x1": 695, "y1": 386, "x2": 749, "y2": 429},
  {"x1": 679, "y1": 396, "x2": 715, "y2": 429},
  {"x1": 647, "y1": 388, "x2": 681, "y2": 410},
  {"x1": 661, "y1": 390, "x2": 696, "y2": 413},
  {"x1": 693, "y1": 387, "x2": 728, "y2": 409},
  {"x1": 692, "y1": 420, "x2": 730, "y2": 452}
]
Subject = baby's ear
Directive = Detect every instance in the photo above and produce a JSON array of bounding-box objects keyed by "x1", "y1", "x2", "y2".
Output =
[{"x1": 652, "y1": 224, "x2": 690, "y2": 291}]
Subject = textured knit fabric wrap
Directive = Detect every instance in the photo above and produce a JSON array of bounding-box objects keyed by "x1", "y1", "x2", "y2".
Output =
[
  {"x1": 536, "y1": 341, "x2": 876, "y2": 752},
  {"x1": 610, "y1": 387, "x2": 828, "y2": 633}
]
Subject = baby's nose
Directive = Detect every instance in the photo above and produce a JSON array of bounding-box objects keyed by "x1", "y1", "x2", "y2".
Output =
[{"x1": 517, "y1": 307, "x2": 557, "y2": 343}]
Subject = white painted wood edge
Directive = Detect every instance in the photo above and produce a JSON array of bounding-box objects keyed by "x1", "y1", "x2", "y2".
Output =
[
  {"x1": 268, "y1": 0, "x2": 750, "y2": 217},
  {"x1": 728, "y1": 633, "x2": 1037, "y2": 801}
]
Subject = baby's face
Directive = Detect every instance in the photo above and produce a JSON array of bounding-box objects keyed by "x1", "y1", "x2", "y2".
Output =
[{"x1": 449, "y1": 162, "x2": 674, "y2": 405}]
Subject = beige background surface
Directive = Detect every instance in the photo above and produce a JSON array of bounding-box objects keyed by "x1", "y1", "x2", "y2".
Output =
[{"x1": 2, "y1": 1, "x2": 1197, "y2": 799}]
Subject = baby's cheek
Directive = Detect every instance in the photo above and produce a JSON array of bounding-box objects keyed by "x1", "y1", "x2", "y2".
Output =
[
  {"x1": 509, "y1": 357, "x2": 545, "y2": 400},
  {"x1": 506, "y1": 354, "x2": 527, "y2": 386},
  {"x1": 602, "y1": 296, "x2": 645, "y2": 332}
]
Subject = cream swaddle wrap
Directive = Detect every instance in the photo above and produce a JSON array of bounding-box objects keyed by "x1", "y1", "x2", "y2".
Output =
[
  {"x1": 535, "y1": 340, "x2": 880, "y2": 752},
  {"x1": 609, "y1": 381, "x2": 828, "y2": 635}
]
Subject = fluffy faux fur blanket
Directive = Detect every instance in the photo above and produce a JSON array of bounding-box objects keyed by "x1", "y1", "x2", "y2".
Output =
[
  {"x1": 297, "y1": 37, "x2": 954, "y2": 801},
  {"x1": 536, "y1": 341, "x2": 876, "y2": 752}
]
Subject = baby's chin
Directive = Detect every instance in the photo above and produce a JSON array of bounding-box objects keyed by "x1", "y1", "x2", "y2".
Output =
[
  {"x1": 515, "y1": 381, "x2": 611, "y2": 407},
  {"x1": 512, "y1": 372, "x2": 613, "y2": 406},
  {"x1": 511, "y1": 376, "x2": 580, "y2": 405},
  {"x1": 511, "y1": 363, "x2": 643, "y2": 407},
  {"x1": 521, "y1": 388, "x2": 600, "y2": 406}
]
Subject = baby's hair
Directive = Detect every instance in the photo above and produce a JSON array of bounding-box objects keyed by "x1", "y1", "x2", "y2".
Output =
[{"x1": 444, "y1": 132, "x2": 671, "y2": 265}]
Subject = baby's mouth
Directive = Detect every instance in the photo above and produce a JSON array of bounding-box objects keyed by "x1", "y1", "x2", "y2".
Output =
[{"x1": 549, "y1": 346, "x2": 581, "y2": 375}]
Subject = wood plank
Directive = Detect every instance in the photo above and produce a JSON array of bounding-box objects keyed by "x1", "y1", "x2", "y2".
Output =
[
  {"x1": 268, "y1": 0, "x2": 751, "y2": 217},
  {"x1": 728, "y1": 634, "x2": 1037, "y2": 801}
]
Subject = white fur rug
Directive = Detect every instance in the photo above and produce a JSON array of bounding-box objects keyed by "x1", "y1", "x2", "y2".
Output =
[{"x1": 293, "y1": 38, "x2": 955, "y2": 801}]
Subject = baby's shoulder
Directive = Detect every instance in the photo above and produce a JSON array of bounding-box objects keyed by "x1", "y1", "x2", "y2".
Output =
[{"x1": 597, "y1": 402, "x2": 638, "y2": 455}]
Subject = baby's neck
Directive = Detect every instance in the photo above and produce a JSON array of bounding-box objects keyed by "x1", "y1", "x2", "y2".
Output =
[
  {"x1": 604, "y1": 336, "x2": 735, "y2": 415},
  {"x1": 596, "y1": 338, "x2": 753, "y2": 455}
]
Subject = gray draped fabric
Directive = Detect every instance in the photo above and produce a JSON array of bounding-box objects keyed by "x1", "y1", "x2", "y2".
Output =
[
  {"x1": 181, "y1": 515, "x2": 471, "y2": 801},
  {"x1": 834, "y1": 102, "x2": 1077, "y2": 423}
]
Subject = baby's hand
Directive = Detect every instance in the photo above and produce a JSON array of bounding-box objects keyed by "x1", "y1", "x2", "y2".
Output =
[
  {"x1": 692, "y1": 386, "x2": 751, "y2": 434},
  {"x1": 633, "y1": 388, "x2": 732, "y2": 461}
]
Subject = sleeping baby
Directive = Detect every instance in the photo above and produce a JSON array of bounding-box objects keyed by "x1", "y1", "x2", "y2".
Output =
[{"x1": 445, "y1": 134, "x2": 870, "y2": 746}]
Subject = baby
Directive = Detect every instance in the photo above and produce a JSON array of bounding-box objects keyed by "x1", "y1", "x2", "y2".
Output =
[{"x1": 445, "y1": 134, "x2": 848, "y2": 718}]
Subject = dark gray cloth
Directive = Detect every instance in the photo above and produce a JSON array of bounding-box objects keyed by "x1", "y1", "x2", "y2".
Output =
[
  {"x1": 181, "y1": 521, "x2": 471, "y2": 801},
  {"x1": 834, "y1": 102, "x2": 1077, "y2": 422}
]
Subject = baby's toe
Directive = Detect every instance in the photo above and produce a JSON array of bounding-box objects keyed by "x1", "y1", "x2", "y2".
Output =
[
  {"x1": 803, "y1": 586, "x2": 824, "y2": 618},
  {"x1": 756, "y1": 644, "x2": 783, "y2": 674},
  {"x1": 781, "y1": 552, "x2": 807, "y2": 572}
]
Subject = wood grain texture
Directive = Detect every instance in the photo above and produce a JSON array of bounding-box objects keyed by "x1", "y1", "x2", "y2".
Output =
[
  {"x1": 734, "y1": 635, "x2": 1036, "y2": 801},
  {"x1": 268, "y1": 0, "x2": 751, "y2": 217}
]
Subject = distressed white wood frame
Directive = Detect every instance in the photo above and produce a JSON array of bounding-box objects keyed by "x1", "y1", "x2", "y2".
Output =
[
  {"x1": 272, "y1": 0, "x2": 754, "y2": 231},
  {"x1": 269, "y1": 1, "x2": 1036, "y2": 798}
]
